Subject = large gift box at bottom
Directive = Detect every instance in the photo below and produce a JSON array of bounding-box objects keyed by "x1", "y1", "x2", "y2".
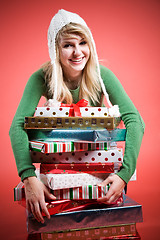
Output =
[
  {"x1": 27, "y1": 195, "x2": 143, "y2": 234},
  {"x1": 27, "y1": 224, "x2": 141, "y2": 239}
]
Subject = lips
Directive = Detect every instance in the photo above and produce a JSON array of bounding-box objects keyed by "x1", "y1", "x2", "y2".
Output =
[{"x1": 69, "y1": 57, "x2": 84, "y2": 63}]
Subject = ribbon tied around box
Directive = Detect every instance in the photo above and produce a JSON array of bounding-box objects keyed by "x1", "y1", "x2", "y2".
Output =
[{"x1": 61, "y1": 99, "x2": 88, "y2": 117}]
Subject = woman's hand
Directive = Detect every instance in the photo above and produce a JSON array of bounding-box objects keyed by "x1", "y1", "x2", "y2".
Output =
[
  {"x1": 23, "y1": 176, "x2": 56, "y2": 223},
  {"x1": 97, "y1": 174, "x2": 126, "y2": 204}
]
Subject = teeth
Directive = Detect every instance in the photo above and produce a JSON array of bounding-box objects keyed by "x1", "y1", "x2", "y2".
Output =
[{"x1": 71, "y1": 58, "x2": 83, "y2": 62}]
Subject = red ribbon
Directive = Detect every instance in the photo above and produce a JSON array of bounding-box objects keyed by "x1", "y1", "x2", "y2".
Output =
[{"x1": 61, "y1": 99, "x2": 88, "y2": 117}]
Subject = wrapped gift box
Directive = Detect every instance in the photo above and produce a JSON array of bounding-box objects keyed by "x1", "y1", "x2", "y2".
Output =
[
  {"x1": 24, "y1": 116, "x2": 121, "y2": 130},
  {"x1": 29, "y1": 140, "x2": 114, "y2": 154},
  {"x1": 15, "y1": 182, "x2": 123, "y2": 209},
  {"x1": 35, "y1": 106, "x2": 71, "y2": 117},
  {"x1": 27, "y1": 128, "x2": 126, "y2": 142},
  {"x1": 27, "y1": 230, "x2": 141, "y2": 240},
  {"x1": 43, "y1": 198, "x2": 123, "y2": 216},
  {"x1": 14, "y1": 182, "x2": 110, "y2": 200},
  {"x1": 14, "y1": 182, "x2": 25, "y2": 202},
  {"x1": 40, "y1": 163, "x2": 121, "y2": 174},
  {"x1": 51, "y1": 185, "x2": 114, "y2": 200},
  {"x1": 18, "y1": 198, "x2": 98, "y2": 213},
  {"x1": 31, "y1": 148, "x2": 123, "y2": 164},
  {"x1": 40, "y1": 173, "x2": 110, "y2": 190},
  {"x1": 35, "y1": 106, "x2": 116, "y2": 118},
  {"x1": 40, "y1": 223, "x2": 137, "y2": 239},
  {"x1": 26, "y1": 195, "x2": 143, "y2": 234}
]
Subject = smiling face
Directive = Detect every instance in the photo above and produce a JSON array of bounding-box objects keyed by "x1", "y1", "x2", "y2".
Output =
[{"x1": 58, "y1": 34, "x2": 90, "y2": 80}]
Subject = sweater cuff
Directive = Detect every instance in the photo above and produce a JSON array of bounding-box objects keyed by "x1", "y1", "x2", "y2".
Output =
[{"x1": 21, "y1": 169, "x2": 37, "y2": 182}]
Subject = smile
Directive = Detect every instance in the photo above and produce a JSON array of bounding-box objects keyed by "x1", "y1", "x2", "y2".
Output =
[{"x1": 69, "y1": 57, "x2": 84, "y2": 63}]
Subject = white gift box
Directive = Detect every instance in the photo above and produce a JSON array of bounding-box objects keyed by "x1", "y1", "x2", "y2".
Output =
[
  {"x1": 31, "y1": 148, "x2": 123, "y2": 164},
  {"x1": 35, "y1": 107, "x2": 70, "y2": 117},
  {"x1": 40, "y1": 172, "x2": 110, "y2": 190},
  {"x1": 35, "y1": 107, "x2": 111, "y2": 117}
]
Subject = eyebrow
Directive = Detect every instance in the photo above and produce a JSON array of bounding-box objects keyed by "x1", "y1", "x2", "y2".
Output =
[{"x1": 61, "y1": 37, "x2": 85, "y2": 43}]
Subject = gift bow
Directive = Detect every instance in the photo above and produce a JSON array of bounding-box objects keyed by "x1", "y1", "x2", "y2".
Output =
[{"x1": 61, "y1": 99, "x2": 88, "y2": 117}]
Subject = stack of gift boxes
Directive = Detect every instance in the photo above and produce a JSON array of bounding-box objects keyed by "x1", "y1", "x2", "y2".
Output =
[{"x1": 14, "y1": 100, "x2": 142, "y2": 239}]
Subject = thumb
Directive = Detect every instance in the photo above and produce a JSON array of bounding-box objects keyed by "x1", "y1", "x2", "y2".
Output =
[{"x1": 44, "y1": 187, "x2": 56, "y2": 200}]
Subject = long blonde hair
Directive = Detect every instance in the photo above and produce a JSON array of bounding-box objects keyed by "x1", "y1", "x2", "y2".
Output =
[{"x1": 42, "y1": 23, "x2": 102, "y2": 105}]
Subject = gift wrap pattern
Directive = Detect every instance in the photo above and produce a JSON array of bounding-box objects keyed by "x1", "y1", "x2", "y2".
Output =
[
  {"x1": 27, "y1": 195, "x2": 143, "y2": 234},
  {"x1": 35, "y1": 106, "x2": 112, "y2": 118},
  {"x1": 31, "y1": 148, "x2": 123, "y2": 164},
  {"x1": 14, "y1": 182, "x2": 110, "y2": 200},
  {"x1": 40, "y1": 172, "x2": 110, "y2": 190},
  {"x1": 14, "y1": 182, "x2": 123, "y2": 206},
  {"x1": 52, "y1": 185, "x2": 110, "y2": 200},
  {"x1": 41, "y1": 223, "x2": 137, "y2": 240},
  {"x1": 44, "y1": 199, "x2": 101, "y2": 216},
  {"x1": 40, "y1": 163, "x2": 121, "y2": 174},
  {"x1": 27, "y1": 128, "x2": 126, "y2": 142},
  {"x1": 14, "y1": 182, "x2": 25, "y2": 202},
  {"x1": 29, "y1": 140, "x2": 114, "y2": 154},
  {"x1": 24, "y1": 116, "x2": 121, "y2": 130}
]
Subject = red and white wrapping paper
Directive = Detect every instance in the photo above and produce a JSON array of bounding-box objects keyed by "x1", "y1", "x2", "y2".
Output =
[
  {"x1": 29, "y1": 140, "x2": 113, "y2": 154},
  {"x1": 40, "y1": 172, "x2": 110, "y2": 190},
  {"x1": 31, "y1": 148, "x2": 123, "y2": 164},
  {"x1": 52, "y1": 185, "x2": 110, "y2": 200},
  {"x1": 40, "y1": 163, "x2": 121, "y2": 174},
  {"x1": 14, "y1": 182, "x2": 123, "y2": 206},
  {"x1": 35, "y1": 106, "x2": 110, "y2": 118}
]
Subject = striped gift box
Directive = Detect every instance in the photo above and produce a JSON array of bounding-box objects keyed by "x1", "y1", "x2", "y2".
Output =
[
  {"x1": 14, "y1": 183, "x2": 109, "y2": 201},
  {"x1": 52, "y1": 185, "x2": 110, "y2": 200},
  {"x1": 29, "y1": 141, "x2": 111, "y2": 154},
  {"x1": 14, "y1": 182, "x2": 25, "y2": 201}
]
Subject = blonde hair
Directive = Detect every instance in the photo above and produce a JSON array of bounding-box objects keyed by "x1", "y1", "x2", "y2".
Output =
[{"x1": 42, "y1": 23, "x2": 101, "y2": 105}]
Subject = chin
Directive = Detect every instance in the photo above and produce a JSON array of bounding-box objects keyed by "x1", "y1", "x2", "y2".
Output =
[{"x1": 71, "y1": 63, "x2": 86, "y2": 71}]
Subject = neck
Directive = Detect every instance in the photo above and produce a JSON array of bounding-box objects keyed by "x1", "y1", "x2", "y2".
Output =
[{"x1": 63, "y1": 72, "x2": 82, "y2": 90}]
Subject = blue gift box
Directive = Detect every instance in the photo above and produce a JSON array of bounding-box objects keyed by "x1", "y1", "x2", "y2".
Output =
[
  {"x1": 27, "y1": 128, "x2": 126, "y2": 142},
  {"x1": 27, "y1": 195, "x2": 143, "y2": 234}
]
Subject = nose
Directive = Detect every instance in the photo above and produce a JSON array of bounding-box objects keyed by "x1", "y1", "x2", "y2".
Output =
[{"x1": 73, "y1": 45, "x2": 81, "y2": 57}]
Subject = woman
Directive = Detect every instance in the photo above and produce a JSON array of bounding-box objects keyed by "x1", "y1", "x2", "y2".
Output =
[{"x1": 9, "y1": 9, "x2": 145, "y2": 223}]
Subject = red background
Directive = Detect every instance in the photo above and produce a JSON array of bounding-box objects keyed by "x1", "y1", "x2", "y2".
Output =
[{"x1": 1, "y1": 0, "x2": 160, "y2": 239}]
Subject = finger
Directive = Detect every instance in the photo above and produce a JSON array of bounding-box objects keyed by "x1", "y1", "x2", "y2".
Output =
[
  {"x1": 97, "y1": 176, "x2": 112, "y2": 186},
  {"x1": 44, "y1": 187, "x2": 56, "y2": 200},
  {"x1": 97, "y1": 192, "x2": 116, "y2": 204},
  {"x1": 105, "y1": 194, "x2": 118, "y2": 204},
  {"x1": 97, "y1": 183, "x2": 115, "y2": 202},
  {"x1": 33, "y1": 202, "x2": 44, "y2": 223},
  {"x1": 40, "y1": 200, "x2": 50, "y2": 219},
  {"x1": 97, "y1": 190, "x2": 113, "y2": 203},
  {"x1": 29, "y1": 202, "x2": 40, "y2": 222},
  {"x1": 26, "y1": 201, "x2": 31, "y2": 213}
]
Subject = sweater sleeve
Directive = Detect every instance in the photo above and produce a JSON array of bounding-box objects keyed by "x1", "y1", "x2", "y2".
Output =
[
  {"x1": 9, "y1": 68, "x2": 46, "y2": 181},
  {"x1": 100, "y1": 65, "x2": 145, "y2": 183}
]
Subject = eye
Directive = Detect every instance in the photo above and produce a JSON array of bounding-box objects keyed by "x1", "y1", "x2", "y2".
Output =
[
  {"x1": 63, "y1": 43, "x2": 72, "y2": 48},
  {"x1": 80, "y1": 41, "x2": 87, "y2": 45}
]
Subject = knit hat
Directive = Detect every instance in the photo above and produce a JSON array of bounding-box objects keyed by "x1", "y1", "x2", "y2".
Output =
[{"x1": 48, "y1": 9, "x2": 112, "y2": 107}]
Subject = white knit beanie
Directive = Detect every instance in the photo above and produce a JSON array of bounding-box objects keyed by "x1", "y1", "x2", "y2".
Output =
[{"x1": 48, "y1": 9, "x2": 112, "y2": 107}]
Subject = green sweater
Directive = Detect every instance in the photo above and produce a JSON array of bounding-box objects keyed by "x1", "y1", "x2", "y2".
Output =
[{"x1": 9, "y1": 65, "x2": 145, "y2": 183}]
